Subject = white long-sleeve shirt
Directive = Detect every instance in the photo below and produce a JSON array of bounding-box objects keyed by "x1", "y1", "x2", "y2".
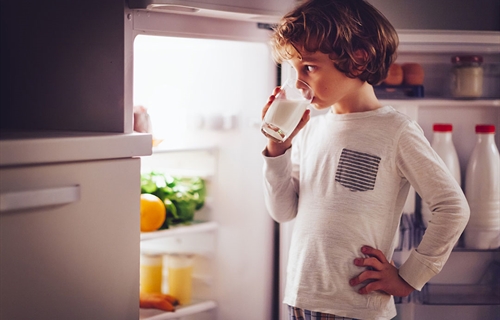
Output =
[{"x1": 262, "y1": 106, "x2": 469, "y2": 320}]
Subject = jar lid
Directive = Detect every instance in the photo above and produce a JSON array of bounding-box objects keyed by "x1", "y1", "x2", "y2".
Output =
[
  {"x1": 476, "y1": 124, "x2": 495, "y2": 133},
  {"x1": 451, "y1": 55, "x2": 483, "y2": 64},
  {"x1": 433, "y1": 123, "x2": 453, "y2": 132}
]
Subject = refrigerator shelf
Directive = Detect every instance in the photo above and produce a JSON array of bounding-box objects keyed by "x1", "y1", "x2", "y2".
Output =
[
  {"x1": 139, "y1": 299, "x2": 217, "y2": 320},
  {"x1": 416, "y1": 284, "x2": 500, "y2": 305},
  {"x1": 413, "y1": 222, "x2": 500, "y2": 253},
  {"x1": 374, "y1": 84, "x2": 425, "y2": 99},
  {"x1": 380, "y1": 98, "x2": 500, "y2": 108},
  {"x1": 152, "y1": 144, "x2": 217, "y2": 154},
  {"x1": 141, "y1": 221, "x2": 218, "y2": 241},
  {"x1": 396, "y1": 30, "x2": 500, "y2": 54}
]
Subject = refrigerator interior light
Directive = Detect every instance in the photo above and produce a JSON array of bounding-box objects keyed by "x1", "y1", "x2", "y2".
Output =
[{"x1": 148, "y1": 4, "x2": 200, "y2": 13}]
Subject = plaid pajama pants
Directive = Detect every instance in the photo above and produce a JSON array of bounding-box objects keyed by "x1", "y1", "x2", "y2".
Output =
[{"x1": 288, "y1": 305, "x2": 360, "y2": 320}]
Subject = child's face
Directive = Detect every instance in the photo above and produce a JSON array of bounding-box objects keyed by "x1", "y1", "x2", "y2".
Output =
[{"x1": 287, "y1": 49, "x2": 364, "y2": 110}]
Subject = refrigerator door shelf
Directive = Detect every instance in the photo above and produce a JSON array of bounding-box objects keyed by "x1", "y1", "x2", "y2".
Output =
[
  {"x1": 141, "y1": 221, "x2": 218, "y2": 241},
  {"x1": 396, "y1": 30, "x2": 500, "y2": 54},
  {"x1": 417, "y1": 284, "x2": 500, "y2": 305},
  {"x1": 140, "y1": 299, "x2": 217, "y2": 320}
]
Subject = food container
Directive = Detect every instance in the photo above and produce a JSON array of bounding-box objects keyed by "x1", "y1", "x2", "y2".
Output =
[
  {"x1": 402, "y1": 63, "x2": 425, "y2": 86},
  {"x1": 166, "y1": 253, "x2": 194, "y2": 305},
  {"x1": 140, "y1": 253, "x2": 163, "y2": 294},
  {"x1": 451, "y1": 55, "x2": 484, "y2": 98}
]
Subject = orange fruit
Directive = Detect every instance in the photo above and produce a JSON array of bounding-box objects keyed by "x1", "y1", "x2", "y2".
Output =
[{"x1": 140, "y1": 194, "x2": 166, "y2": 232}]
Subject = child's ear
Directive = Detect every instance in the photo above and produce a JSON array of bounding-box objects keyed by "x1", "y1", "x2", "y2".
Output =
[{"x1": 353, "y1": 49, "x2": 368, "y2": 75}]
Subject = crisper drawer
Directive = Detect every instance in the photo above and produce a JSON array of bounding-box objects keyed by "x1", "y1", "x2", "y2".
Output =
[{"x1": 0, "y1": 158, "x2": 141, "y2": 320}]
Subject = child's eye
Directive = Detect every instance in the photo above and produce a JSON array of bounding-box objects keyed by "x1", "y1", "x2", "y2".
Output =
[{"x1": 305, "y1": 65, "x2": 316, "y2": 72}]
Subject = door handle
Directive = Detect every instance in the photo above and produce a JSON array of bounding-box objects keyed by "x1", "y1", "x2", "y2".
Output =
[{"x1": 0, "y1": 185, "x2": 80, "y2": 213}]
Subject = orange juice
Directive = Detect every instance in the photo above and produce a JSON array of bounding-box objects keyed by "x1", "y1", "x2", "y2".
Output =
[
  {"x1": 140, "y1": 254, "x2": 163, "y2": 293},
  {"x1": 167, "y1": 254, "x2": 194, "y2": 305}
]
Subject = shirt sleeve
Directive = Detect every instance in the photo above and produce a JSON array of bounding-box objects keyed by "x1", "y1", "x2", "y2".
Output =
[
  {"x1": 395, "y1": 120, "x2": 470, "y2": 291},
  {"x1": 262, "y1": 146, "x2": 300, "y2": 223}
]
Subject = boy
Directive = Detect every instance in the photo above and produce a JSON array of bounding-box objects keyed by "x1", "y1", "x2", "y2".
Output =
[{"x1": 261, "y1": 0, "x2": 470, "y2": 319}]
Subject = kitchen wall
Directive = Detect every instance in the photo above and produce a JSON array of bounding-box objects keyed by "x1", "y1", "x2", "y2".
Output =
[{"x1": 0, "y1": 0, "x2": 129, "y2": 133}]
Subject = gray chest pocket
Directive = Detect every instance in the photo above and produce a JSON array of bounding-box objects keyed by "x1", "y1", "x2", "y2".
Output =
[{"x1": 335, "y1": 148, "x2": 381, "y2": 192}]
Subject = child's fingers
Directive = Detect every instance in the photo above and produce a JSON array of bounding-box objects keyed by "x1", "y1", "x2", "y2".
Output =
[
  {"x1": 354, "y1": 256, "x2": 384, "y2": 270},
  {"x1": 358, "y1": 281, "x2": 388, "y2": 295},
  {"x1": 361, "y1": 246, "x2": 389, "y2": 264},
  {"x1": 262, "y1": 87, "x2": 281, "y2": 119},
  {"x1": 349, "y1": 269, "x2": 381, "y2": 286},
  {"x1": 294, "y1": 109, "x2": 311, "y2": 133}
]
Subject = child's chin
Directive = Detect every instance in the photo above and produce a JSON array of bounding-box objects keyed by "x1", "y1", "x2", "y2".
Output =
[{"x1": 311, "y1": 102, "x2": 328, "y2": 110}]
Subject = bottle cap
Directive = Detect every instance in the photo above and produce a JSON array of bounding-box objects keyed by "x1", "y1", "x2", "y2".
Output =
[
  {"x1": 475, "y1": 124, "x2": 495, "y2": 133},
  {"x1": 451, "y1": 55, "x2": 483, "y2": 64},
  {"x1": 433, "y1": 124, "x2": 453, "y2": 132}
]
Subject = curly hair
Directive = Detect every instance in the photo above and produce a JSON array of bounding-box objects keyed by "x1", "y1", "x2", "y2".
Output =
[{"x1": 271, "y1": 0, "x2": 399, "y2": 85}]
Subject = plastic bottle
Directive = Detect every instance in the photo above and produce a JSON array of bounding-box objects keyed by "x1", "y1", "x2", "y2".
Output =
[
  {"x1": 464, "y1": 124, "x2": 500, "y2": 249},
  {"x1": 421, "y1": 124, "x2": 461, "y2": 228}
]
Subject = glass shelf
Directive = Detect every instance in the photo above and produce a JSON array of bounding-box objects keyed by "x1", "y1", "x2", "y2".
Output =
[
  {"x1": 412, "y1": 221, "x2": 500, "y2": 253},
  {"x1": 417, "y1": 284, "x2": 500, "y2": 305},
  {"x1": 152, "y1": 144, "x2": 217, "y2": 154},
  {"x1": 396, "y1": 30, "x2": 500, "y2": 54},
  {"x1": 380, "y1": 98, "x2": 500, "y2": 108},
  {"x1": 141, "y1": 221, "x2": 218, "y2": 241},
  {"x1": 139, "y1": 300, "x2": 217, "y2": 319}
]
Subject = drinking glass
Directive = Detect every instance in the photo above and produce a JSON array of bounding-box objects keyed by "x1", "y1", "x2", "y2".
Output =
[{"x1": 261, "y1": 79, "x2": 313, "y2": 143}]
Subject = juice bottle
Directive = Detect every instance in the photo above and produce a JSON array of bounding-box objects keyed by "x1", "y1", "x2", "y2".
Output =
[
  {"x1": 140, "y1": 254, "x2": 163, "y2": 293},
  {"x1": 167, "y1": 253, "x2": 194, "y2": 305}
]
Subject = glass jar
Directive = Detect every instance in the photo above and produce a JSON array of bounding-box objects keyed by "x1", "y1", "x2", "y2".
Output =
[{"x1": 450, "y1": 55, "x2": 484, "y2": 98}]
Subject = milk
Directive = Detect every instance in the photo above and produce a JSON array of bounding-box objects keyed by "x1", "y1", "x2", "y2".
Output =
[
  {"x1": 421, "y1": 124, "x2": 461, "y2": 229},
  {"x1": 261, "y1": 99, "x2": 309, "y2": 143},
  {"x1": 464, "y1": 124, "x2": 500, "y2": 249}
]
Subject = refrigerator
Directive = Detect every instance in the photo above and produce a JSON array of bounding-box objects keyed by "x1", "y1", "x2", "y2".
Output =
[
  {"x1": 0, "y1": 1, "x2": 151, "y2": 319},
  {"x1": 129, "y1": 1, "x2": 500, "y2": 320},
  {"x1": 1, "y1": 0, "x2": 499, "y2": 320}
]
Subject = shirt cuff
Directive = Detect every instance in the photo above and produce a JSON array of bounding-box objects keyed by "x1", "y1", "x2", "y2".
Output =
[
  {"x1": 262, "y1": 147, "x2": 293, "y2": 180},
  {"x1": 398, "y1": 249, "x2": 439, "y2": 291}
]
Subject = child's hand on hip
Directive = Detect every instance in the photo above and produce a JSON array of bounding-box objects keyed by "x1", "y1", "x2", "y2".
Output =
[{"x1": 349, "y1": 246, "x2": 414, "y2": 297}]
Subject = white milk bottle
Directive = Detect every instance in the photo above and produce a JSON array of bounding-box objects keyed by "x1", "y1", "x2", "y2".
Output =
[
  {"x1": 464, "y1": 124, "x2": 500, "y2": 249},
  {"x1": 421, "y1": 124, "x2": 461, "y2": 228}
]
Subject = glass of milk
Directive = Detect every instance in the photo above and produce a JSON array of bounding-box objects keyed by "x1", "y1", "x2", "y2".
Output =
[{"x1": 261, "y1": 78, "x2": 313, "y2": 143}]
